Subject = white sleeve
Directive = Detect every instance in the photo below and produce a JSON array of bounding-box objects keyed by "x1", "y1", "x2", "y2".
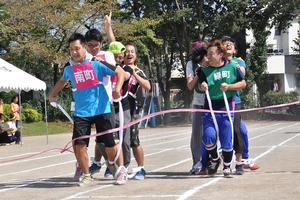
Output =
[
  {"x1": 104, "y1": 51, "x2": 116, "y2": 66},
  {"x1": 186, "y1": 60, "x2": 194, "y2": 78}
]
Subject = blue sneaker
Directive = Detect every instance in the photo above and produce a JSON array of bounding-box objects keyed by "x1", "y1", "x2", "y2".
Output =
[
  {"x1": 104, "y1": 167, "x2": 113, "y2": 177},
  {"x1": 89, "y1": 163, "x2": 101, "y2": 175},
  {"x1": 133, "y1": 168, "x2": 146, "y2": 180}
]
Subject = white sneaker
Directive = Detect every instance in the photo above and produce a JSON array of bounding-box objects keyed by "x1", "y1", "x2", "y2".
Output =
[
  {"x1": 78, "y1": 175, "x2": 93, "y2": 187},
  {"x1": 115, "y1": 166, "x2": 127, "y2": 185}
]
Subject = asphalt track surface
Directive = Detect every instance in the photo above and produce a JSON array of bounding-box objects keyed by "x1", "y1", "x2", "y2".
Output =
[{"x1": 0, "y1": 120, "x2": 300, "y2": 200}]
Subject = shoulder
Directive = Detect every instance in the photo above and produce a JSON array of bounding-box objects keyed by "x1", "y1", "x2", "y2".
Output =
[
  {"x1": 123, "y1": 65, "x2": 133, "y2": 73},
  {"x1": 186, "y1": 60, "x2": 193, "y2": 68}
]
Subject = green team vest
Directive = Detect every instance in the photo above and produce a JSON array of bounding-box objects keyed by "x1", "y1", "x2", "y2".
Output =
[
  {"x1": 192, "y1": 62, "x2": 203, "y2": 94},
  {"x1": 202, "y1": 62, "x2": 238, "y2": 100}
]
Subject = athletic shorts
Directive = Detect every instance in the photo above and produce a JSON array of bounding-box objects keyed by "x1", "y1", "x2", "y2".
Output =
[{"x1": 73, "y1": 113, "x2": 115, "y2": 147}]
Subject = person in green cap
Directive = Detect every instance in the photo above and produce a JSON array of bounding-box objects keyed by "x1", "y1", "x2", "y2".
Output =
[
  {"x1": 107, "y1": 41, "x2": 133, "y2": 173},
  {"x1": 109, "y1": 41, "x2": 126, "y2": 66}
]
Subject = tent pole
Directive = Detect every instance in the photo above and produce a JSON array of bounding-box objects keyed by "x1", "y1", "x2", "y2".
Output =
[
  {"x1": 44, "y1": 91, "x2": 49, "y2": 145},
  {"x1": 18, "y1": 90, "x2": 23, "y2": 146}
]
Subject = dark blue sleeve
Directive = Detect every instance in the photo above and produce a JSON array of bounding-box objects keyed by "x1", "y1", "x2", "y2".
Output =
[{"x1": 236, "y1": 67, "x2": 245, "y2": 81}]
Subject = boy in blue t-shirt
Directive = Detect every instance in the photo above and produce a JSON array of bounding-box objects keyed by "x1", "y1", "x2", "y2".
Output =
[{"x1": 48, "y1": 33, "x2": 126, "y2": 186}]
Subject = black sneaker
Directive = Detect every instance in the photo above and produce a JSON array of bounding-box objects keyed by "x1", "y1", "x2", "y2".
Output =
[
  {"x1": 223, "y1": 166, "x2": 232, "y2": 177},
  {"x1": 235, "y1": 164, "x2": 244, "y2": 175},
  {"x1": 207, "y1": 158, "x2": 220, "y2": 176}
]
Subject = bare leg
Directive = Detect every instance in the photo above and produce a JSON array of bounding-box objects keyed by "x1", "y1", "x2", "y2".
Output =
[
  {"x1": 74, "y1": 144, "x2": 89, "y2": 174},
  {"x1": 133, "y1": 145, "x2": 144, "y2": 166}
]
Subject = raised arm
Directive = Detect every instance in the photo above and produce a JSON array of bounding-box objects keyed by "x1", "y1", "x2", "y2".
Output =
[{"x1": 103, "y1": 11, "x2": 116, "y2": 43}]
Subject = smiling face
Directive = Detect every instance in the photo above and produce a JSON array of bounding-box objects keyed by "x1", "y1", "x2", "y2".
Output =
[
  {"x1": 86, "y1": 40, "x2": 102, "y2": 56},
  {"x1": 207, "y1": 46, "x2": 223, "y2": 67},
  {"x1": 124, "y1": 44, "x2": 137, "y2": 65},
  {"x1": 223, "y1": 40, "x2": 236, "y2": 56},
  {"x1": 69, "y1": 40, "x2": 86, "y2": 63}
]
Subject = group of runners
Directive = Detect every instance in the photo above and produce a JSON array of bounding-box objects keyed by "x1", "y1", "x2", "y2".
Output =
[
  {"x1": 186, "y1": 36, "x2": 259, "y2": 177},
  {"x1": 48, "y1": 12, "x2": 259, "y2": 187},
  {"x1": 49, "y1": 13, "x2": 150, "y2": 186}
]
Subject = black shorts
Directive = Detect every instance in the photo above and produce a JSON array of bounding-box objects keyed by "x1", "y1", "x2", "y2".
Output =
[{"x1": 73, "y1": 113, "x2": 116, "y2": 147}]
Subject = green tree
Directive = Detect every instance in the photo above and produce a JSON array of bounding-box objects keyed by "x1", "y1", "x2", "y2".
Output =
[
  {"x1": 1, "y1": 0, "x2": 117, "y2": 86},
  {"x1": 293, "y1": 17, "x2": 300, "y2": 71},
  {"x1": 247, "y1": 0, "x2": 299, "y2": 104}
]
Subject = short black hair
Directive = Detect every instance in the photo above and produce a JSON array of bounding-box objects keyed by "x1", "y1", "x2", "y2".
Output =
[
  {"x1": 191, "y1": 47, "x2": 207, "y2": 64},
  {"x1": 68, "y1": 33, "x2": 86, "y2": 45},
  {"x1": 221, "y1": 36, "x2": 236, "y2": 44},
  {"x1": 85, "y1": 28, "x2": 103, "y2": 42}
]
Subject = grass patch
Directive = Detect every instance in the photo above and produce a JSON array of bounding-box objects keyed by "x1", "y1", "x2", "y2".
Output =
[{"x1": 22, "y1": 121, "x2": 72, "y2": 137}]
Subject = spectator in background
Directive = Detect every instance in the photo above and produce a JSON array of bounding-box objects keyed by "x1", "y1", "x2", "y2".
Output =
[
  {"x1": 10, "y1": 95, "x2": 21, "y2": 129},
  {"x1": 0, "y1": 98, "x2": 3, "y2": 114},
  {"x1": 0, "y1": 113, "x2": 21, "y2": 145}
]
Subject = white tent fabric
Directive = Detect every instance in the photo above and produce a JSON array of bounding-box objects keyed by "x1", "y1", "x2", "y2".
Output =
[
  {"x1": 0, "y1": 58, "x2": 46, "y2": 92},
  {"x1": 0, "y1": 58, "x2": 49, "y2": 144}
]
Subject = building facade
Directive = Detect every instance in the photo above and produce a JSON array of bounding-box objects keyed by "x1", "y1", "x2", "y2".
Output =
[{"x1": 247, "y1": 16, "x2": 300, "y2": 93}]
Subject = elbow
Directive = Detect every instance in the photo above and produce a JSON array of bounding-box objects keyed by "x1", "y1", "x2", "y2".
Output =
[
  {"x1": 145, "y1": 83, "x2": 151, "y2": 91},
  {"x1": 241, "y1": 80, "x2": 247, "y2": 89}
]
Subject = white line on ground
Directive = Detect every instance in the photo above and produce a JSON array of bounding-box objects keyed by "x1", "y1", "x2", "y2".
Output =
[
  {"x1": 1, "y1": 121, "x2": 297, "y2": 199},
  {"x1": 249, "y1": 122, "x2": 300, "y2": 141},
  {"x1": 0, "y1": 160, "x2": 75, "y2": 178},
  {"x1": 73, "y1": 194, "x2": 180, "y2": 198},
  {"x1": 0, "y1": 152, "x2": 40, "y2": 160},
  {"x1": 0, "y1": 152, "x2": 73, "y2": 167},
  {"x1": 176, "y1": 128, "x2": 300, "y2": 200}
]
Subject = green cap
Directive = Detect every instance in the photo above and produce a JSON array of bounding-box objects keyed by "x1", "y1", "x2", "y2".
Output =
[{"x1": 109, "y1": 41, "x2": 126, "y2": 54}]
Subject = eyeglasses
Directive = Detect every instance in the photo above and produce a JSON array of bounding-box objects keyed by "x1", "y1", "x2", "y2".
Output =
[{"x1": 86, "y1": 43, "x2": 101, "y2": 49}]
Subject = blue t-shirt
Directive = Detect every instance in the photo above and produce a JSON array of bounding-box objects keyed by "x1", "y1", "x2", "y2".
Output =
[
  {"x1": 232, "y1": 57, "x2": 246, "y2": 105},
  {"x1": 61, "y1": 61, "x2": 115, "y2": 117}
]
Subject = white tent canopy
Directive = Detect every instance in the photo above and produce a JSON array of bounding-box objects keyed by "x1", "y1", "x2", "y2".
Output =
[
  {"x1": 0, "y1": 58, "x2": 49, "y2": 143},
  {"x1": 0, "y1": 58, "x2": 46, "y2": 92}
]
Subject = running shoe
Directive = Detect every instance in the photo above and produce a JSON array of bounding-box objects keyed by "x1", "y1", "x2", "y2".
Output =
[
  {"x1": 207, "y1": 158, "x2": 221, "y2": 176},
  {"x1": 190, "y1": 161, "x2": 202, "y2": 175},
  {"x1": 242, "y1": 159, "x2": 260, "y2": 170},
  {"x1": 89, "y1": 163, "x2": 101, "y2": 175},
  {"x1": 128, "y1": 167, "x2": 146, "y2": 180},
  {"x1": 235, "y1": 164, "x2": 244, "y2": 175},
  {"x1": 115, "y1": 166, "x2": 127, "y2": 185},
  {"x1": 223, "y1": 166, "x2": 232, "y2": 177},
  {"x1": 78, "y1": 175, "x2": 93, "y2": 187},
  {"x1": 198, "y1": 168, "x2": 208, "y2": 175},
  {"x1": 104, "y1": 167, "x2": 113, "y2": 177}
]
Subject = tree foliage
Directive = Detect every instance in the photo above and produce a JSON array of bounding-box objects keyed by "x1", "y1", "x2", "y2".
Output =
[
  {"x1": 0, "y1": 0, "x2": 299, "y2": 110},
  {"x1": 1, "y1": 0, "x2": 117, "y2": 84}
]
